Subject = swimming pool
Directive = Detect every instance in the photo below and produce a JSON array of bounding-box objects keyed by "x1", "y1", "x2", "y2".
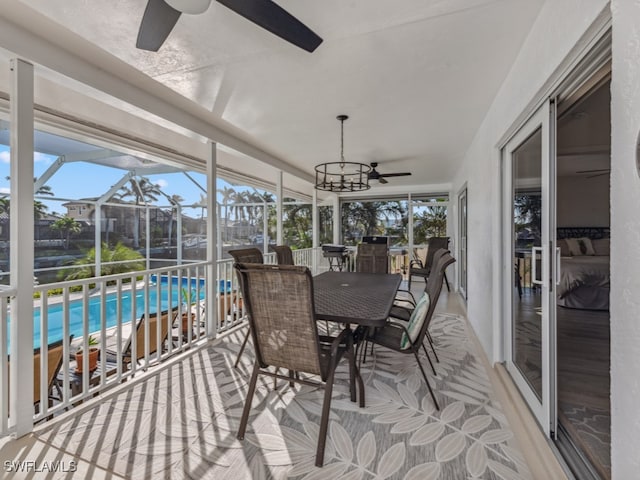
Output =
[{"x1": 25, "y1": 275, "x2": 209, "y2": 349}]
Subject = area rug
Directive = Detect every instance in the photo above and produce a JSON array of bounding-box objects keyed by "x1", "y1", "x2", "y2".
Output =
[
  {"x1": 37, "y1": 313, "x2": 532, "y2": 480},
  {"x1": 558, "y1": 403, "x2": 611, "y2": 480}
]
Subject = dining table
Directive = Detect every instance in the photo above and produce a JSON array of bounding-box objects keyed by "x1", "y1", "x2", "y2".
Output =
[
  {"x1": 312, "y1": 271, "x2": 402, "y2": 406},
  {"x1": 313, "y1": 271, "x2": 402, "y2": 328}
]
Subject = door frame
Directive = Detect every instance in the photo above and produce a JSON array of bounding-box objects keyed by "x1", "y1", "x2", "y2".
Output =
[{"x1": 501, "y1": 101, "x2": 553, "y2": 435}]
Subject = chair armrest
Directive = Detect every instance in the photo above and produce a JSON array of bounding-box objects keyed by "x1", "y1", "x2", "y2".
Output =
[
  {"x1": 395, "y1": 288, "x2": 416, "y2": 306},
  {"x1": 409, "y1": 259, "x2": 424, "y2": 269}
]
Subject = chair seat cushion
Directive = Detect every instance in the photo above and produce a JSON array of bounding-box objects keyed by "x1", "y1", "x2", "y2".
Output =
[{"x1": 400, "y1": 293, "x2": 430, "y2": 349}]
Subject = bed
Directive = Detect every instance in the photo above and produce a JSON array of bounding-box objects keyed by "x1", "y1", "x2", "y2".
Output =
[{"x1": 557, "y1": 227, "x2": 610, "y2": 311}]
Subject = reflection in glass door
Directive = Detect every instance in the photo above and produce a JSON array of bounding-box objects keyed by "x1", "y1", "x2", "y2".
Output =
[
  {"x1": 503, "y1": 103, "x2": 552, "y2": 435},
  {"x1": 458, "y1": 188, "x2": 467, "y2": 299}
]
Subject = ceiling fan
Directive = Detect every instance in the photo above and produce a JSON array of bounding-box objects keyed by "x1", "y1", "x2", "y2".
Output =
[
  {"x1": 136, "y1": 0, "x2": 323, "y2": 53},
  {"x1": 368, "y1": 162, "x2": 412, "y2": 184},
  {"x1": 576, "y1": 168, "x2": 610, "y2": 178}
]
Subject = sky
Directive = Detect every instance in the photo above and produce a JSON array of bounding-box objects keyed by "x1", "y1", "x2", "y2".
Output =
[{"x1": 0, "y1": 143, "x2": 260, "y2": 219}]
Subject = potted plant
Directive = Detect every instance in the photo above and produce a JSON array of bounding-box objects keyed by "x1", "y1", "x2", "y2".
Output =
[
  {"x1": 75, "y1": 335, "x2": 99, "y2": 372},
  {"x1": 180, "y1": 287, "x2": 197, "y2": 333}
]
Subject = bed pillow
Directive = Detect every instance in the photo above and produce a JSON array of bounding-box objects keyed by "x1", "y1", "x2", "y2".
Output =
[
  {"x1": 592, "y1": 238, "x2": 610, "y2": 256},
  {"x1": 565, "y1": 237, "x2": 595, "y2": 256},
  {"x1": 558, "y1": 239, "x2": 571, "y2": 257},
  {"x1": 400, "y1": 292, "x2": 430, "y2": 350}
]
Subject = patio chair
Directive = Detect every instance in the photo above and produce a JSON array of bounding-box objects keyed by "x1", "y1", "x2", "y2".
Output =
[
  {"x1": 104, "y1": 308, "x2": 177, "y2": 368},
  {"x1": 356, "y1": 243, "x2": 388, "y2": 274},
  {"x1": 7, "y1": 336, "x2": 71, "y2": 414},
  {"x1": 228, "y1": 248, "x2": 264, "y2": 367},
  {"x1": 362, "y1": 252, "x2": 456, "y2": 411},
  {"x1": 390, "y1": 248, "x2": 450, "y2": 366},
  {"x1": 408, "y1": 237, "x2": 451, "y2": 291},
  {"x1": 270, "y1": 245, "x2": 295, "y2": 265},
  {"x1": 234, "y1": 263, "x2": 362, "y2": 467}
]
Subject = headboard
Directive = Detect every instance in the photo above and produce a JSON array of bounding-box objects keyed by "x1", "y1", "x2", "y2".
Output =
[{"x1": 556, "y1": 227, "x2": 610, "y2": 239}]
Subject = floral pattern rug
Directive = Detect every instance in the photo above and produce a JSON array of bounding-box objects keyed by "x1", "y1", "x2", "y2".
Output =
[{"x1": 37, "y1": 313, "x2": 532, "y2": 479}]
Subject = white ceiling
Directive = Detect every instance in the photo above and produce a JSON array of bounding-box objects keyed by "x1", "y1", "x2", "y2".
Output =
[{"x1": 15, "y1": 0, "x2": 545, "y2": 194}]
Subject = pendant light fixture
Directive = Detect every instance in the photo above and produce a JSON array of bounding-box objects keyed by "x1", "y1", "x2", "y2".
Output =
[{"x1": 314, "y1": 115, "x2": 371, "y2": 192}]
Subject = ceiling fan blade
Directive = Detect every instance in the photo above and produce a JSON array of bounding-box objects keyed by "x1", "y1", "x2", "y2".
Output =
[
  {"x1": 215, "y1": 0, "x2": 323, "y2": 52},
  {"x1": 137, "y1": 0, "x2": 182, "y2": 51},
  {"x1": 378, "y1": 177, "x2": 389, "y2": 184},
  {"x1": 379, "y1": 172, "x2": 412, "y2": 178}
]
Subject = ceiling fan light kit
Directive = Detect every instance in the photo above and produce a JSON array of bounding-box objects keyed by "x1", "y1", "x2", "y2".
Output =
[
  {"x1": 164, "y1": 0, "x2": 211, "y2": 14},
  {"x1": 315, "y1": 115, "x2": 371, "y2": 193},
  {"x1": 137, "y1": 0, "x2": 323, "y2": 52}
]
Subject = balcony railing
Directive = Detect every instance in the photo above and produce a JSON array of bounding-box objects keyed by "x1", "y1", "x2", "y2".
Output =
[{"x1": 0, "y1": 246, "x2": 409, "y2": 437}]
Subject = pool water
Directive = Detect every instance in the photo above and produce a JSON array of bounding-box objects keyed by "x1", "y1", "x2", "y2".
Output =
[{"x1": 25, "y1": 275, "x2": 209, "y2": 349}]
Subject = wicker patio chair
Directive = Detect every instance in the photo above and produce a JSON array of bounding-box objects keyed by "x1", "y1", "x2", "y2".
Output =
[
  {"x1": 408, "y1": 237, "x2": 451, "y2": 291},
  {"x1": 228, "y1": 248, "x2": 264, "y2": 367},
  {"x1": 8, "y1": 336, "x2": 72, "y2": 415},
  {"x1": 363, "y1": 252, "x2": 456, "y2": 411},
  {"x1": 270, "y1": 245, "x2": 295, "y2": 265},
  {"x1": 235, "y1": 263, "x2": 363, "y2": 467},
  {"x1": 356, "y1": 243, "x2": 389, "y2": 274},
  {"x1": 104, "y1": 308, "x2": 177, "y2": 368}
]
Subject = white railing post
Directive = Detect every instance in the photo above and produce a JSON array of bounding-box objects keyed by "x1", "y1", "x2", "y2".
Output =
[
  {"x1": 276, "y1": 171, "x2": 283, "y2": 246},
  {"x1": 312, "y1": 189, "x2": 318, "y2": 274},
  {"x1": 206, "y1": 142, "x2": 218, "y2": 339},
  {"x1": 332, "y1": 194, "x2": 340, "y2": 245},
  {"x1": 9, "y1": 58, "x2": 35, "y2": 437},
  {"x1": 95, "y1": 202, "x2": 102, "y2": 276}
]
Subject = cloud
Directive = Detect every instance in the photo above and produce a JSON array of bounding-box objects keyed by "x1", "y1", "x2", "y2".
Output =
[
  {"x1": 0, "y1": 151, "x2": 54, "y2": 164},
  {"x1": 34, "y1": 152, "x2": 54, "y2": 164},
  {"x1": 0, "y1": 187, "x2": 10, "y2": 194},
  {"x1": 156, "y1": 179, "x2": 168, "y2": 188}
]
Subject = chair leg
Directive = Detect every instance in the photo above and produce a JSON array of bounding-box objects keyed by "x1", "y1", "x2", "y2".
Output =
[
  {"x1": 421, "y1": 343, "x2": 437, "y2": 376},
  {"x1": 411, "y1": 347, "x2": 440, "y2": 411},
  {"x1": 348, "y1": 343, "x2": 356, "y2": 403},
  {"x1": 288, "y1": 369, "x2": 295, "y2": 388},
  {"x1": 444, "y1": 272, "x2": 450, "y2": 292},
  {"x1": 234, "y1": 327, "x2": 251, "y2": 368},
  {"x1": 316, "y1": 371, "x2": 336, "y2": 467},
  {"x1": 425, "y1": 331, "x2": 439, "y2": 362},
  {"x1": 237, "y1": 362, "x2": 260, "y2": 440}
]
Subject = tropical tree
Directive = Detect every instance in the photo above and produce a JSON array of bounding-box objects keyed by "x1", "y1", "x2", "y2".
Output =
[
  {"x1": 283, "y1": 202, "x2": 312, "y2": 248},
  {"x1": 413, "y1": 205, "x2": 447, "y2": 243},
  {"x1": 62, "y1": 242, "x2": 145, "y2": 280},
  {"x1": 341, "y1": 201, "x2": 407, "y2": 245},
  {"x1": 114, "y1": 177, "x2": 163, "y2": 248},
  {"x1": 217, "y1": 186, "x2": 235, "y2": 240},
  {"x1": 50, "y1": 215, "x2": 82, "y2": 250},
  {"x1": 1, "y1": 177, "x2": 54, "y2": 219}
]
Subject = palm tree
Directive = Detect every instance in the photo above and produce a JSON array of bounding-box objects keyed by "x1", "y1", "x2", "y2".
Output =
[
  {"x1": 1, "y1": 177, "x2": 55, "y2": 219},
  {"x1": 413, "y1": 206, "x2": 447, "y2": 243},
  {"x1": 114, "y1": 177, "x2": 163, "y2": 248},
  {"x1": 62, "y1": 242, "x2": 144, "y2": 280},
  {"x1": 50, "y1": 215, "x2": 82, "y2": 250},
  {"x1": 217, "y1": 186, "x2": 235, "y2": 241}
]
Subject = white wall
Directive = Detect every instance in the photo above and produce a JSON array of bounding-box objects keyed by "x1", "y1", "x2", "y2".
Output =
[
  {"x1": 610, "y1": 2, "x2": 640, "y2": 477},
  {"x1": 450, "y1": 0, "x2": 609, "y2": 360},
  {"x1": 557, "y1": 174, "x2": 610, "y2": 227}
]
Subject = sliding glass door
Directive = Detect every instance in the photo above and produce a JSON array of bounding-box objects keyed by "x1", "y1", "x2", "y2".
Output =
[{"x1": 503, "y1": 101, "x2": 554, "y2": 435}]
